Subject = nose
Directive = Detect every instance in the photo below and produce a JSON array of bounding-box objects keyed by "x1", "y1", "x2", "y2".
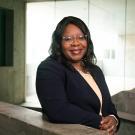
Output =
[{"x1": 71, "y1": 37, "x2": 80, "y2": 46}]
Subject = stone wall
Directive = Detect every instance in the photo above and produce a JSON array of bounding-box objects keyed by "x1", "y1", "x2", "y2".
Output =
[
  {"x1": 0, "y1": 101, "x2": 108, "y2": 135},
  {"x1": 0, "y1": 0, "x2": 25, "y2": 104}
]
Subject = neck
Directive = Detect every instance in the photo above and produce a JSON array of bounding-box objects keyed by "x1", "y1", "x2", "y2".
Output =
[
  {"x1": 72, "y1": 62, "x2": 82, "y2": 70},
  {"x1": 71, "y1": 61, "x2": 86, "y2": 72},
  {"x1": 71, "y1": 61, "x2": 88, "y2": 73}
]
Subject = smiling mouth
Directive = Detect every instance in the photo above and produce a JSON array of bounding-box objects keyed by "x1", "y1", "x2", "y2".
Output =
[{"x1": 70, "y1": 49, "x2": 82, "y2": 55}]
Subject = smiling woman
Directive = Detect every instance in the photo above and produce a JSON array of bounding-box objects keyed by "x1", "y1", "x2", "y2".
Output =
[{"x1": 36, "y1": 16, "x2": 120, "y2": 135}]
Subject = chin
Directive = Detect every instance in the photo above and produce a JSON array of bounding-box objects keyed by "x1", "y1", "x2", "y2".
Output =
[{"x1": 69, "y1": 57, "x2": 83, "y2": 63}]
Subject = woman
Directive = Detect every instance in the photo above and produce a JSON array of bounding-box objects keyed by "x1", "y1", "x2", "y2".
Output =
[{"x1": 36, "y1": 16, "x2": 120, "y2": 135}]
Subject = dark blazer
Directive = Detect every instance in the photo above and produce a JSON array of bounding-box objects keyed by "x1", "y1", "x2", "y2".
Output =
[{"x1": 36, "y1": 56, "x2": 119, "y2": 129}]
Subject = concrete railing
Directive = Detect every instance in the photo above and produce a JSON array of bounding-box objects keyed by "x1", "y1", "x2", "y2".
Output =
[
  {"x1": 112, "y1": 89, "x2": 135, "y2": 135},
  {"x1": 0, "y1": 101, "x2": 108, "y2": 135},
  {"x1": 116, "y1": 111, "x2": 135, "y2": 135}
]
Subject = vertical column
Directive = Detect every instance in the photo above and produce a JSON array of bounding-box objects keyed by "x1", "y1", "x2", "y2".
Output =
[
  {"x1": 0, "y1": 8, "x2": 13, "y2": 66},
  {"x1": 0, "y1": 9, "x2": 6, "y2": 66}
]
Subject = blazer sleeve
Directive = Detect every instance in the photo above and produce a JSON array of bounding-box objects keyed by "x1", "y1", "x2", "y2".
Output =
[
  {"x1": 36, "y1": 59, "x2": 102, "y2": 129},
  {"x1": 95, "y1": 66, "x2": 120, "y2": 129}
]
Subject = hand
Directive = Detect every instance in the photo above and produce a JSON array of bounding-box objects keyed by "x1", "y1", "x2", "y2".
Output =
[{"x1": 100, "y1": 116, "x2": 117, "y2": 135}]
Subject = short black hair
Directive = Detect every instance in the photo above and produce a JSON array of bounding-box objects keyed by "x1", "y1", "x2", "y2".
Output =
[{"x1": 49, "y1": 16, "x2": 97, "y2": 68}]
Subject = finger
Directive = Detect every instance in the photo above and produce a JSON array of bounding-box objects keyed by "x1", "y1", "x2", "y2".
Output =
[
  {"x1": 101, "y1": 116, "x2": 115, "y2": 127},
  {"x1": 108, "y1": 116, "x2": 118, "y2": 125},
  {"x1": 101, "y1": 117, "x2": 109, "y2": 125},
  {"x1": 100, "y1": 123, "x2": 112, "y2": 130},
  {"x1": 107, "y1": 127, "x2": 114, "y2": 135},
  {"x1": 100, "y1": 121, "x2": 116, "y2": 131},
  {"x1": 108, "y1": 125, "x2": 117, "y2": 135},
  {"x1": 100, "y1": 118, "x2": 112, "y2": 129},
  {"x1": 107, "y1": 125, "x2": 114, "y2": 132}
]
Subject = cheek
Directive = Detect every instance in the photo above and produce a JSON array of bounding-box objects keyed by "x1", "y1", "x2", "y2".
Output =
[
  {"x1": 83, "y1": 42, "x2": 88, "y2": 49},
  {"x1": 83, "y1": 43, "x2": 88, "y2": 55},
  {"x1": 61, "y1": 44, "x2": 69, "y2": 54}
]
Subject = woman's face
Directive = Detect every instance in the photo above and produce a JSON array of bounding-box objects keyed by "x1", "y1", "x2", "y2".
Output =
[{"x1": 61, "y1": 24, "x2": 88, "y2": 63}]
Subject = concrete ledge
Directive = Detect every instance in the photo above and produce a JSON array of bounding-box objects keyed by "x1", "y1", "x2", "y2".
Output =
[
  {"x1": 112, "y1": 89, "x2": 135, "y2": 135},
  {"x1": 118, "y1": 111, "x2": 135, "y2": 122},
  {"x1": 117, "y1": 111, "x2": 135, "y2": 135},
  {"x1": 0, "y1": 101, "x2": 107, "y2": 135}
]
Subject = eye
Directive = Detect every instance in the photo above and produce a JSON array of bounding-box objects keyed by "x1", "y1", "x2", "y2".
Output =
[
  {"x1": 78, "y1": 35, "x2": 87, "y2": 40},
  {"x1": 62, "y1": 36, "x2": 72, "y2": 42}
]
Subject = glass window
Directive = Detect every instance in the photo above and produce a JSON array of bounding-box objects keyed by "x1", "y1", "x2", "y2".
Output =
[
  {"x1": 26, "y1": 1, "x2": 56, "y2": 98},
  {"x1": 125, "y1": 0, "x2": 135, "y2": 90},
  {"x1": 26, "y1": 0, "x2": 89, "y2": 99},
  {"x1": 89, "y1": 0, "x2": 126, "y2": 95},
  {"x1": 26, "y1": 0, "x2": 135, "y2": 100}
]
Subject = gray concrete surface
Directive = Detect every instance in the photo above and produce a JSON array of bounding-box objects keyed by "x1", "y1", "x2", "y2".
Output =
[
  {"x1": 112, "y1": 88, "x2": 135, "y2": 114},
  {"x1": 0, "y1": 101, "x2": 108, "y2": 135},
  {"x1": 0, "y1": 0, "x2": 25, "y2": 104},
  {"x1": 112, "y1": 88, "x2": 135, "y2": 135}
]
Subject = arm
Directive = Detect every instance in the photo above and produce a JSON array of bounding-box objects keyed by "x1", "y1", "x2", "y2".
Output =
[
  {"x1": 94, "y1": 66, "x2": 120, "y2": 132},
  {"x1": 102, "y1": 74, "x2": 120, "y2": 128},
  {"x1": 36, "y1": 59, "x2": 102, "y2": 128}
]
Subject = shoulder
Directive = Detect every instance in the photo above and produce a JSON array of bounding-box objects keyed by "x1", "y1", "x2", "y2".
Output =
[
  {"x1": 87, "y1": 64, "x2": 105, "y2": 79},
  {"x1": 38, "y1": 56, "x2": 64, "y2": 70},
  {"x1": 37, "y1": 56, "x2": 66, "y2": 77},
  {"x1": 88, "y1": 64, "x2": 103, "y2": 74}
]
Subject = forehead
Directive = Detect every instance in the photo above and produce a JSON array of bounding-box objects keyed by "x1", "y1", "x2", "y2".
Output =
[{"x1": 63, "y1": 23, "x2": 83, "y2": 35}]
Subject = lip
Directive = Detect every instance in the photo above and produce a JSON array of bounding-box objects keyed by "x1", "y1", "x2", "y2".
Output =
[{"x1": 69, "y1": 48, "x2": 83, "y2": 55}]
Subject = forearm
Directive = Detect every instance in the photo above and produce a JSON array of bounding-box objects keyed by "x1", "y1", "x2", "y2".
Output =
[{"x1": 40, "y1": 98, "x2": 102, "y2": 128}]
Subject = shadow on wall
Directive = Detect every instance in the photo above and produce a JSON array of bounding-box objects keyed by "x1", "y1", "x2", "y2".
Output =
[{"x1": 0, "y1": 7, "x2": 13, "y2": 66}]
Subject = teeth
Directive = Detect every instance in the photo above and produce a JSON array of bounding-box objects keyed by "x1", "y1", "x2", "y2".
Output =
[{"x1": 71, "y1": 50, "x2": 81, "y2": 54}]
